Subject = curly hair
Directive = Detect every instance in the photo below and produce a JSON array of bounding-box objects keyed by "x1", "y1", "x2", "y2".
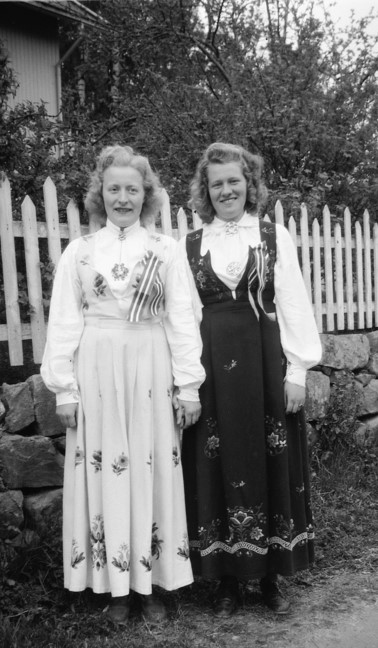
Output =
[
  {"x1": 84, "y1": 145, "x2": 162, "y2": 228},
  {"x1": 190, "y1": 142, "x2": 268, "y2": 224}
]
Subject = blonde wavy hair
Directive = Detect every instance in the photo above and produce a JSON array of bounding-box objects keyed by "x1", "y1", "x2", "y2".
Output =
[
  {"x1": 190, "y1": 142, "x2": 268, "y2": 223},
  {"x1": 84, "y1": 145, "x2": 162, "y2": 228}
]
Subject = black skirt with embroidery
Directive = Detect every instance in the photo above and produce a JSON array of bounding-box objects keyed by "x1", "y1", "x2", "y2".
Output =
[{"x1": 182, "y1": 224, "x2": 314, "y2": 581}]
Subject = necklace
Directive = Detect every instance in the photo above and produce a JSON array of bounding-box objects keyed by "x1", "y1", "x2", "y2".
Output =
[{"x1": 111, "y1": 227, "x2": 129, "y2": 280}]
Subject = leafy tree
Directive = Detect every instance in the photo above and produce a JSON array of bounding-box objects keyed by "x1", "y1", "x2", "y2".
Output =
[{"x1": 1, "y1": 1, "x2": 378, "y2": 221}]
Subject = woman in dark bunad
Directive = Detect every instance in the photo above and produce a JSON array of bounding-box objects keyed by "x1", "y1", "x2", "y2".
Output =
[
  {"x1": 41, "y1": 145, "x2": 205, "y2": 624},
  {"x1": 178, "y1": 142, "x2": 322, "y2": 616}
]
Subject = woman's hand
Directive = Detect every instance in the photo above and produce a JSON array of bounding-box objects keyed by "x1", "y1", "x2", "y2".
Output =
[
  {"x1": 172, "y1": 389, "x2": 201, "y2": 428},
  {"x1": 177, "y1": 399, "x2": 202, "y2": 429},
  {"x1": 56, "y1": 403, "x2": 78, "y2": 428},
  {"x1": 284, "y1": 382, "x2": 305, "y2": 414}
]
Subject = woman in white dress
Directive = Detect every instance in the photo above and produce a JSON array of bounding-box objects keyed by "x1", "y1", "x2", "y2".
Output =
[{"x1": 41, "y1": 145, "x2": 205, "y2": 624}]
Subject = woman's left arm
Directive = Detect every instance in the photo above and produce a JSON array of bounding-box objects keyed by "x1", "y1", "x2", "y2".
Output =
[
  {"x1": 163, "y1": 237, "x2": 205, "y2": 427},
  {"x1": 274, "y1": 225, "x2": 322, "y2": 411}
]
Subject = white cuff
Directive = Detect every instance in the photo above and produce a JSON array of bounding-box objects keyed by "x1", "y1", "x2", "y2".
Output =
[
  {"x1": 177, "y1": 387, "x2": 200, "y2": 402},
  {"x1": 56, "y1": 391, "x2": 80, "y2": 406},
  {"x1": 284, "y1": 364, "x2": 306, "y2": 388}
]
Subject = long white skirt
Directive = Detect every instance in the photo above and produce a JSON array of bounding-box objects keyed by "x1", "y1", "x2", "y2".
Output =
[{"x1": 63, "y1": 319, "x2": 193, "y2": 596}]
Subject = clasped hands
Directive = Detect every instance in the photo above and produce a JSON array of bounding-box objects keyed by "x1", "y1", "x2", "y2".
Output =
[{"x1": 172, "y1": 388, "x2": 202, "y2": 429}]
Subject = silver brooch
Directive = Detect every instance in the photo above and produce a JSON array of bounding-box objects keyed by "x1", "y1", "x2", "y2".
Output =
[
  {"x1": 225, "y1": 221, "x2": 238, "y2": 235},
  {"x1": 111, "y1": 263, "x2": 129, "y2": 280},
  {"x1": 226, "y1": 261, "x2": 242, "y2": 276}
]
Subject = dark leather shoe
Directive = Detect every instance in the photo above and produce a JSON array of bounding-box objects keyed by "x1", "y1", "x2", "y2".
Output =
[
  {"x1": 140, "y1": 594, "x2": 167, "y2": 623},
  {"x1": 213, "y1": 593, "x2": 238, "y2": 618},
  {"x1": 213, "y1": 577, "x2": 239, "y2": 617},
  {"x1": 107, "y1": 595, "x2": 130, "y2": 624},
  {"x1": 260, "y1": 577, "x2": 290, "y2": 615}
]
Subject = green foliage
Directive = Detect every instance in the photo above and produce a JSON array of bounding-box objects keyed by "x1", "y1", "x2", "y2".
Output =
[
  {"x1": 1, "y1": 1, "x2": 378, "y2": 221},
  {"x1": 311, "y1": 371, "x2": 378, "y2": 480},
  {"x1": 312, "y1": 372, "x2": 361, "y2": 461}
]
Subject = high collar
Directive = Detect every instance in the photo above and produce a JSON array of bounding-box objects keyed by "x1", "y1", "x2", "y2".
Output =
[
  {"x1": 210, "y1": 212, "x2": 259, "y2": 231},
  {"x1": 105, "y1": 218, "x2": 141, "y2": 237}
]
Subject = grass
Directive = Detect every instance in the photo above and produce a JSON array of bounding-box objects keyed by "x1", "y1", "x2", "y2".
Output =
[{"x1": 1, "y1": 446, "x2": 377, "y2": 648}]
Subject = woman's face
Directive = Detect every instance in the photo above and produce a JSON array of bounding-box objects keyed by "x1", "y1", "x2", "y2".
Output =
[
  {"x1": 207, "y1": 161, "x2": 247, "y2": 222},
  {"x1": 102, "y1": 165, "x2": 145, "y2": 228}
]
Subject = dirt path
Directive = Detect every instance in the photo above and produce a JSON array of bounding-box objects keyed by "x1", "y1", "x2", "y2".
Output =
[{"x1": 181, "y1": 569, "x2": 378, "y2": 648}]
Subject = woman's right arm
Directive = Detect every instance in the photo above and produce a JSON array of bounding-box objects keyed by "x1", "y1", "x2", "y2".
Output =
[{"x1": 40, "y1": 239, "x2": 84, "y2": 421}]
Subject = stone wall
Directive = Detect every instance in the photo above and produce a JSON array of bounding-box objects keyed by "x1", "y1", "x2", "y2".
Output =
[{"x1": 1, "y1": 332, "x2": 378, "y2": 546}]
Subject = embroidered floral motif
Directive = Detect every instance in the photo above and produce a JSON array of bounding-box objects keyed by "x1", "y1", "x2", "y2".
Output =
[
  {"x1": 177, "y1": 534, "x2": 190, "y2": 560},
  {"x1": 112, "y1": 452, "x2": 129, "y2": 475},
  {"x1": 151, "y1": 522, "x2": 164, "y2": 559},
  {"x1": 112, "y1": 543, "x2": 130, "y2": 572},
  {"x1": 111, "y1": 263, "x2": 129, "y2": 281},
  {"x1": 265, "y1": 415, "x2": 287, "y2": 455},
  {"x1": 140, "y1": 554, "x2": 152, "y2": 571},
  {"x1": 190, "y1": 253, "x2": 223, "y2": 298},
  {"x1": 93, "y1": 273, "x2": 107, "y2": 297},
  {"x1": 196, "y1": 269, "x2": 207, "y2": 290},
  {"x1": 224, "y1": 359, "x2": 238, "y2": 371},
  {"x1": 204, "y1": 417, "x2": 220, "y2": 459},
  {"x1": 272, "y1": 514, "x2": 295, "y2": 541},
  {"x1": 91, "y1": 450, "x2": 102, "y2": 472},
  {"x1": 71, "y1": 539, "x2": 85, "y2": 569},
  {"x1": 227, "y1": 506, "x2": 267, "y2": 545},
  {"x1": 74, "y1": 447, "x2": 84, "y2": 467},
  {"x1": 90, "y1": 515, "x2": 107, "y2": 571},
  {"x1": 198, "y1": 518, "x2": 222, "y2": 550},
  {"x1": 231, "y1": 480, "x2": 246, "y2": 489},
  {"x1": 172, "y1": 446, "x2": 180, "y2": 466}
]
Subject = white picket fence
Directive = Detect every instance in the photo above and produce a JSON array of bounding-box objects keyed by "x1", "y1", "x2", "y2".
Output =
[{"x1": 0, "y1": 176, "x2": 377, "y2": 366}]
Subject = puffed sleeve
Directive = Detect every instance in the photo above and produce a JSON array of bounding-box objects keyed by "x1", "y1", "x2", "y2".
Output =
[
  {"x1": 163, "y1": 236, "x2": 205, "y2": 401},
  {"x1": 40, "y1": 238, "x2": 84, "y2": 405},
  {"x1": 274, "y1": 225, "x2": 322, "y2": 387}
]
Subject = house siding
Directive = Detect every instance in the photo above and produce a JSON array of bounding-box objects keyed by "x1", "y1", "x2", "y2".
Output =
[{"x1": 0, "y1": 7, "x2": 60, "y2": 115}]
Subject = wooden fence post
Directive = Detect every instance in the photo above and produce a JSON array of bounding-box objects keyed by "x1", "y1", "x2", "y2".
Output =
[
  {"x1": 43, "y1": 177, "x2": 62, "y2": 266},
  {"x1": 22, "y1": 195, "x2": 46, "y2": 362},
  {"x1": 0, "y1": 178, "x2": 23, "y2": 364}
]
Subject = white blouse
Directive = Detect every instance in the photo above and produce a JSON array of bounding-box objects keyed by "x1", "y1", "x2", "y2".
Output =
[
  {"x1": 41, "y1": 219, "x2": 205, "y2": 406},
  {"x1": 178, "y1": 212, "x2": 322, "y2": 387}
]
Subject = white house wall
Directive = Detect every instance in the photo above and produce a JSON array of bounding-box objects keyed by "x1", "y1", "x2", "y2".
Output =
[{"x1": 0, "y1": 19, "x2": 60, "y2": 115}]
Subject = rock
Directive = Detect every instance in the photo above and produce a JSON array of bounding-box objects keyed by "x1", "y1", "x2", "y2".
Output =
[
  {"x1": 357, "y1": 379, "x2": 378, "y2": 416},
  {"x1": 0, "y1": 398, "x2": 6, "y2": 423},
  {"x1": 1, "y1": 382, "x2": 35, "y2": 433},
  {"x1": 0, "y1": 490, "x2": 23, "y2": 539},
  {"x1": 53, "y1": 436, "x2": 66, "y2": 455},
  {"x1": 355, "y1": 372, "x2": 374, "y2": 387},
  {"x1": 27, "y1": 375, "x2": 65, "y2": 437},
  {"x1": 305, "y1": 371, "x2": 330, "y2": 420},
  {"x1": 366, "y1": 353, "x2": 378, "y2": 376},
  {"x1": 320, "y1": 334, "x2": 370, "y2": 370},
  {"x1": 0, "y1": 434, "x2": 64, "y2": 489},
  {"x1": 24, "y1": 488, "x2": 63, "y2": 532},
  {"x1": 306, "y1": 422, "x2": 318, "y2": 448},
  {"x1": 366, "y1": 330, "x2": 378, "y2": 353}
]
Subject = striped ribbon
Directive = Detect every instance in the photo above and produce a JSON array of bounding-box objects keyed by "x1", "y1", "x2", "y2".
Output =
[
  {"x1": 128, "y1": 251, "x2": 163, "y2": 322},
  {"x1": 247, "y1": 242, "x2": 274, "y2": 320}
]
